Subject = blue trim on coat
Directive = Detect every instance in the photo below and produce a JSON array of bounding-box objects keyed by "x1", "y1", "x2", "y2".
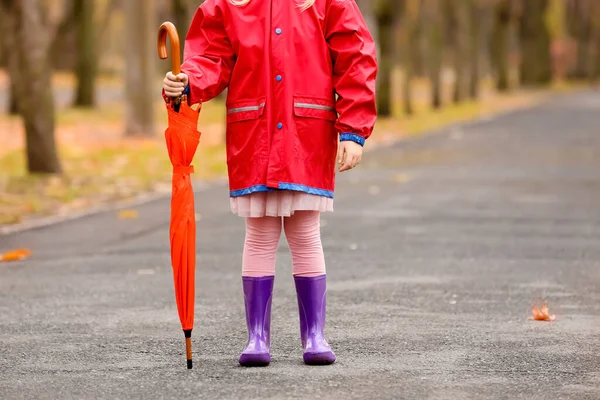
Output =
[
  {"x1": 340, "y1": 133, "x2": 366, "y2": 147},
  {"x1": 230, "y1": 185, "x2": 272, "y2": 197},
  {"x1": 229, "y1": 183, "x2": 334, "y2": 199},
  {"x1": 277, "y1": 182, "x2": 334, "y2": 198}
]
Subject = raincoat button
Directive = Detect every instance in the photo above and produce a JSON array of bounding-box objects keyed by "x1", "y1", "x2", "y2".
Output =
[
  {"x1": 277, "y1": 123, "x2": 283, "y2": 129},
  {"x1": 275, "y1": 28, "x2": 282, "y2": 35},
  {"x1": 276, "y1": 75, "x2": 282, "y2": 82}
]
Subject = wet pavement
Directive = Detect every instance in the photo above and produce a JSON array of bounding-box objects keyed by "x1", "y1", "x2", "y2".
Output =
[{"x1": 1, "y1": 90, "x2": 600, "y2": 399}]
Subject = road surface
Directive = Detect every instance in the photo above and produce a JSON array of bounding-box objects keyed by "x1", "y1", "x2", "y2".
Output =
[{"x1": 1, "y1": 90, "x2": 599, "y2": 399}]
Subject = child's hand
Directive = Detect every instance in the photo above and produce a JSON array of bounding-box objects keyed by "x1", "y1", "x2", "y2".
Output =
[
  {"x1": 338, "y1": 141, "x2": 363, "y2": 172},
  {"x1": 163, "y1": 72, "x2": 189, "y2": 97}
]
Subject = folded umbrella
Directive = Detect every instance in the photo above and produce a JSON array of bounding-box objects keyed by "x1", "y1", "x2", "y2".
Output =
[{"x1": 158, "y1": 21, "x2": 202, "y2": 369}]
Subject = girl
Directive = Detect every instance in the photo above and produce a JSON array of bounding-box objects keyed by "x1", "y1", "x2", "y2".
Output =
[{"x1": 163, "y1": 0, "x2": 377, "y2": 367}]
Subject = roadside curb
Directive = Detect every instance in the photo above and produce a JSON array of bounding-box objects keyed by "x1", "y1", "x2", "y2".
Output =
[{"x1": 0, "y1": 179, "x2": 219, "y2": 236}]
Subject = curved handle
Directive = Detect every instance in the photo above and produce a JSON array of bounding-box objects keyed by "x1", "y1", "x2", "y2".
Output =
[{"x1": 158, "y1": 22, "x2": 181, "y2": 75}]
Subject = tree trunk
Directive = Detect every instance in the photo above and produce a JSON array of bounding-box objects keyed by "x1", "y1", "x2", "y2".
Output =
[
  {"x1": 491, "y1": 0, "x2": 511, "y2": 92},
  {"x1": 519, "y1": 0, "x2": 552, "y2": 86},
  {"x1": 124, "y1": 0, "x2": 156, "y2": 137},
  {"x1": 468, "y1": 0, "x2": 481, "y2": 100},
  {"x1": 425, "y1": 0, "x2": 443, "y2": 110},
  {"x1": 591, "y1": 2, "x2": 600, "y2": 81},
  {"x1": 50, "y1": 0, "x2": 77, "y2": 71},
  {"x1": 171, "y1": 0, "x2": 197, "y2": 61},
  {"x1": 356, "y1": 0, "x2": 379, "y2": 45},
  {"x1": 374, "y1": 0, "x2": 396, "y2": 117},
  {"x1": 402, "y1": 0, "x2": 422, "y2": 116},
  {"x1": 445, "y1": 0, "x2": 470, "y2": 104},
  {"x1": 0, "y1": 12, "x2": 18, "y2": 115},
  {"x1": 73, "y1": 0, "x2": 96, "y2": 107},
  {"x1": 567, "y1": 0, "x2": 592, "y2": 79},
  {"x1": 0, "y1": 0, "x2": 61, "y2": 174},
  {"x1": 8, "y1": 79, "x2": 19, "y2": 114}
]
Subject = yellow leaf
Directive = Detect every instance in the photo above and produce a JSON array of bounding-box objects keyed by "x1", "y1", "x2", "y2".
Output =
[{"x1": 118, "y1": 209, "x2": 139, "y2": 219}]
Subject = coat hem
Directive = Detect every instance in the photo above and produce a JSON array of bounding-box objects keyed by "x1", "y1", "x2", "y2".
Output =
[{"x1": 230, "y1": 183, "x2": 334, "y2": 198}]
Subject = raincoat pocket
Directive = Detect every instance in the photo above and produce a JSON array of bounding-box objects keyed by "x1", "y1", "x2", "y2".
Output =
[
  {"x1": 293, "y1": 96, "x2": 337, "y2": 122},
  {"x1": 227, "y1": 97, "x2": 266, "y2": 124},
  {"x1": 292, "y1": 95, "x2": 338, "y2": 166}
]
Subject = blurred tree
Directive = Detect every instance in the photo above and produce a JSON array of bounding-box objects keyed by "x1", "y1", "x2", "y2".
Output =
[
  {"x1": 373, "y1": 0, "x2": 401, "y2": 117},
  {"x1": 0, "y1": 13, "x2": 19, "y2": 114},
  {"x1": 519, "y1": 0, "x2": 552, "y2": 85},
  {"x1": 444, "y1": 0, "x2": 470, "y2": 103},
  {"x1": 566, "y1": 0, "x2": 592, "y2": 79},
  {"x1": 468, "y1": 0, "x2": 481, "y2": 100},
  {"x1": 8, "y1": 82, "x2": 19, "y2": 115},
  {"x1": 172, "y1": 0, "x2": 202, "y2": 60},
  {"x1": 0, "y1": 0, "x2": 62, "y2": 173},
  {"x1": 402, "y1": 0, "x2": 422, "y2": 115},
  {"x1": 73, "y1": 0, "x2": 96, "y2": 107},
  {"x1": 424, "y1": 0, "x2": 443, "y2": 109},
  {"x1": 356, "y1": 0, "x2": 379, "y2": 43},
  {"x1": 491, "y1": 0, "x2": 512, "y2": 91},
  {"x1": 172, "y1": 0, "x2": 190, "y2": 62},
  {"x1": 591, "y1": 2, "x2": 600, "y2": 81},
  {"x1": 124, "y1": 0, "x2": 156, "y2": 137},
  {"x1": 50, "y1": 0, "x2": 76, "y2": 71}
]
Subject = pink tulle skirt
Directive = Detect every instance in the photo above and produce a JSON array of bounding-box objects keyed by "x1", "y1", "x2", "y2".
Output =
[{"x1": 230, "y1": 191, "x2": 334, "y2": 218}]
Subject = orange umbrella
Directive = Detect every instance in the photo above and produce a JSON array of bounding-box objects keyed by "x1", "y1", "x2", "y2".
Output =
[{"x1": 158, "y1": 21, "x2": 201, "y2": 369}]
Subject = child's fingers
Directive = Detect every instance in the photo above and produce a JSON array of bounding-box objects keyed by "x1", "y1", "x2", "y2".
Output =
[
  {"x1": 164, "y1": 86, "x2": 184, "y2": 97},
  {"x1": 163, "y1": 78, "x2": 185, "y2": 89},
  {"x1": 166, "y1": 72, "x2": 179, "y2": 82},
  {"x1": 165, "y1": 91, "x2": 183, "y2": 98},
  {"x1": 337, "y1": 143, "x2": 345, "y2": 165},
  {"x1": 176, "y1": 73, "x2": 189, "y2": 86},
  {"x1": 339, "y1": 156, "x2": 353, "y2": 172}
]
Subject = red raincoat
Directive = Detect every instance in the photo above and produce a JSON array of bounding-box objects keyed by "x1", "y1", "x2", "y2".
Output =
[{"x1": 181, "y1": 0, "x2": 377, "y2": 198}]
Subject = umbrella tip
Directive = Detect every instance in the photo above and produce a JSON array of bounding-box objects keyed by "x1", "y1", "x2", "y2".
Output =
[{"x1": 187, "y1": 359, "x2": 193, "y2": 369}]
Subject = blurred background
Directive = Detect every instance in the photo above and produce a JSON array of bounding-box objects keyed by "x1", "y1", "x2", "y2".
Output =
[{"x1": 0, "y1": 0, "x2": 599, "y2": 226}]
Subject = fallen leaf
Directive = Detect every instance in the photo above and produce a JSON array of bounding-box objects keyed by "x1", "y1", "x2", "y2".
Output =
[
  {"x1": 0, "y1": 248, "x2": 31, "y2": 262},
  {"x1": 531, "y1": 304, "x2": 556, "y2": 321},
  {"x1": 118, "y1": 209, "x2": 139, "y2": 219}
]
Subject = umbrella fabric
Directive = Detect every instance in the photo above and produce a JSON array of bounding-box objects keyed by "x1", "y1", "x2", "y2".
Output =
[{"x1": 165, "y1": 99, "x2": 201, "y2": 333}]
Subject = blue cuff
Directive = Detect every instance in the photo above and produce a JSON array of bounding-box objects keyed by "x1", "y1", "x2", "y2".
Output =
[
  {"x1": 182, "y1": 85, "x2": 190, "y2": 96},
  {"x1": 340, "y1": 133, "x2": 365, "y2": 147}
]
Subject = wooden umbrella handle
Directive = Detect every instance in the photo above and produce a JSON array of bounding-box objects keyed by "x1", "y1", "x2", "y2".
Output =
[{"x1": 158, "y1": 22, "x2": 181, "y2": 75}]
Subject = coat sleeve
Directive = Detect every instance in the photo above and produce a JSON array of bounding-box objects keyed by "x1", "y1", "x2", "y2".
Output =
[
  {"x1": 326, "y1": 0, "x2": 378, "y2": 146},
  {"x1": 180, "y1": 1, "x2": 235, "y2": 104}
]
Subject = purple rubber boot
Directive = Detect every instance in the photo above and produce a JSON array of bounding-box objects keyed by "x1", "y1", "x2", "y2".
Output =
[
  {"x1": 294, "y1": 275, "x2": 336, "y2": 365},
  {"x1": 239, "y1": 276, "x2": 274, "y2": 367}
]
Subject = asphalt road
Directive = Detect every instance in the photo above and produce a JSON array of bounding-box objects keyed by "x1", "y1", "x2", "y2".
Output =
[{"x1": 1, "y1": 90, "x2": 600, "y2": 400}]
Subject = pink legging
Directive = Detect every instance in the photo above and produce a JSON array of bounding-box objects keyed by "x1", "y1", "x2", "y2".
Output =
[{"x1": 242, "y1": 211, "x2": 326, "y2": 277}]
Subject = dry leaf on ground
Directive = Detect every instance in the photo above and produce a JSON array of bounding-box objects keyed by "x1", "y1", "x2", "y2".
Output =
[
  {"x1": 0, "y1": 248, "x2": 31, "y2": 262},
  {"x1": 531, "y1": 304, "x2": 556, "y2": 322},
  {"x1": 118, "y1": 209, "x2": 139, "y2": 219}
]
